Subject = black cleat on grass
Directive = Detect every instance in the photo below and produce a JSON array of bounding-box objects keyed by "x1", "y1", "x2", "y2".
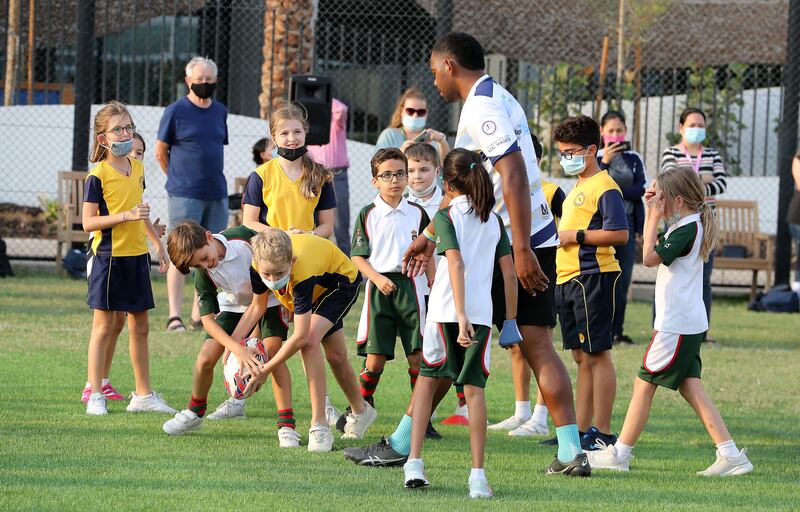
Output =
[
  {"x1": 342, "y1": 437, "x2": 408, "y2": 467},
  {"x1": 425, "y1": 421, "x2": 443, "y2": 440},
  {"x1": 544, "y1": 453, "x2": 591, "y2": 477}
]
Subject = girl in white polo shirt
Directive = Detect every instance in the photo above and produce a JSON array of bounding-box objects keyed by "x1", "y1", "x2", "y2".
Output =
[
  {"x1": 587, "y1": 167, "x2": 752, "y2": 477},
  {"x1": 403, "y1": 148, "x2": 521, "y2": 498}
]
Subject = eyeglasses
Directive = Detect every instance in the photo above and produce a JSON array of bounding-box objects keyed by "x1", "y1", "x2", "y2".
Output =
[
  {"x1": 404, "y1": 107, "x2": 427, "y2": 117},
  {"x1": 376, "y1": 170, "x2": 408, "y2": 182},
  {"x1": 106, "y1": 124, "x2": 136, "y2": 136},
  {"x1": 555, "y1": 146, "x2": 589, "y2": 160}
]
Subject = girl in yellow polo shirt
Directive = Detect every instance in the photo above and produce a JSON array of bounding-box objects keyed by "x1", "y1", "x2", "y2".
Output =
[{"x1": 82, "y1": 101, "x2": 173, "y2": 416}]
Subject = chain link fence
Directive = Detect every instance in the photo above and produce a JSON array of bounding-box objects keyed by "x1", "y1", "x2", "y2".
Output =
[{"x1": 1, "y1": 0, "x2": 798, "y2": 287}]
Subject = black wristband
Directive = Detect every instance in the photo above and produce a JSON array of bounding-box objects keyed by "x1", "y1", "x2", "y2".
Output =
[{"x1": 576, "y1": 230, "x2": 585, "y2": 244}]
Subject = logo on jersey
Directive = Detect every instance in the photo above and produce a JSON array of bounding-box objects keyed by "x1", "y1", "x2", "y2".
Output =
[
  {"x1": 578, "y1": 332, "x2": 585, "y2": 343},
  {"x1": 573, "y1": 192, "x2": 586, "y2": 207},
  {"x1": 482, "y1": 121, "x2": 497, "y2": 135},
  {"x1": 355, "y1": 227, "x2": 364, "y2": 248}
]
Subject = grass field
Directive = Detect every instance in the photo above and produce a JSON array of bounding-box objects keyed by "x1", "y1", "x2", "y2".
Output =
[{"x1": 1, "y1": 270, "x2": 799, "y2": 511}]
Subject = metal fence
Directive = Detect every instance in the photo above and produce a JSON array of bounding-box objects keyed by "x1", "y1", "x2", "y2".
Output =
[{"x1": 1, "y1": 0, "x2": 798, "y2": 271}]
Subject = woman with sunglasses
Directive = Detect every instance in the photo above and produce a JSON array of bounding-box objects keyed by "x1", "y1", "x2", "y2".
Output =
[{"x1": 376, "y1": 87, "x2": 450, "y2": 159}]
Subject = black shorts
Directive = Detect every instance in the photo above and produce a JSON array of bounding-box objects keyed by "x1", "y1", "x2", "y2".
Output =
[
  {"x1": 312, "y1": 276, "x2": 362, "y2": 336},
  {"x1": 559, "y1": 271, "x2": 620, "y2": 353},
  {"x1": 492, "y1": 245, "x2": 557, "y2": 329}
]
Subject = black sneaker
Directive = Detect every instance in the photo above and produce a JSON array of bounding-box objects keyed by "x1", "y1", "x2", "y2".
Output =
[
  {"x1": 544, "y1": 453, "x2": 591, "y2": 477},
  {"x1": 342, "y1": 436, "x2": 408, "y2": 467},
  {"x1": 581, "y1": 426, "x2": 617, "y2": 451},
  {"x1": 538, "y1": 430, "x2": 586, "y2": 446},
  {"x1": 613, "y1": 334, "x2": 635, "y2": 345},
  {"x1": 425, "y1": 421, "x2": 442, "y2": 440}
]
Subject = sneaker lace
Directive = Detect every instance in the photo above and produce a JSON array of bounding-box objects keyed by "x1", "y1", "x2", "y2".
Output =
[{"x1": 594, "y1": 438, "x2": 609, "y2": 450}]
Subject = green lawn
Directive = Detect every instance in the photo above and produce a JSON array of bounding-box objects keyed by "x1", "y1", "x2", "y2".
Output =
[{"x1": 1, "y1": 271, "x2": 798, "y2": 511}]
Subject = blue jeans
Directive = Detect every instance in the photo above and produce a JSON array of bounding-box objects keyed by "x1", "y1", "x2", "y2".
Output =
[
  {"x1": 612, "y1": 223, "x2": 637, "y2": 337},
  {"x1": 331, "y1": 167, "x2": 351, "y2": 256},
  {"x1": 168, "y1": 195, "x2": 228, "y2": 233},
  {"x1": 790, "y1": 223, "x2": 800, "y2": 276}
]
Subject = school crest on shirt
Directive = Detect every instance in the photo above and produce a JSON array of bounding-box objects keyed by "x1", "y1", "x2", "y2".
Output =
[
  {"x1": 573, "y1": 192, "x2": 586, "y2": 207},
  {"x1": 482, "y1": 121, "x2": 496, "y2": 135},
  {"x1": 355, "y1": 228, "x2": 364, "y2": 248},
  {"x1": 579, "y1": 332, "x2": 585, "y2": 343}
]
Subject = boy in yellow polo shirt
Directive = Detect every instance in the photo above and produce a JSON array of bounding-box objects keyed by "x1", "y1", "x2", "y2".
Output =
[
  {"x1": 553, "y1": 116, "x2": 629, "y2": 452},
  {"x1": 230, "y1": 230, "x2": 377, "y2": 452}
]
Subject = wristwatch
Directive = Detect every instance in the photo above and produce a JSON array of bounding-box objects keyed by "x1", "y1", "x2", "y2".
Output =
[{"x1": 576, "y1": 230, "x2": 586, "y2": 244}]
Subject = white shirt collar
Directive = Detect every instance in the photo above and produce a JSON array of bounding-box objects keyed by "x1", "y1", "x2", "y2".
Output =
[
  {"x1": 211, "y1": 233, "x2": 239, "y2": 265},
  {"x1": 666, "y1": 213, "x2": 701, "y2": 235},
  {"x1": 449, "y1": 195, "x2": 470, "y2": 206},
  {"x1": 373, "y1": 194, "x2": 413, "y2": 217}
]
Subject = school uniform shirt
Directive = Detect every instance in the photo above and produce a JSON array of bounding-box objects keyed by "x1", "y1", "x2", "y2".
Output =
[
  {"x1": 351, "y1": 195, "x2": 430, "y2": 273},
  {"x1": 251, "y1": 233, "x2": 359, "y2": 315},
  {"x1": 242, "y1": 158, "x2": 337, "y2": 231},
  {"x1": 428, "y1": 195, "x2": 511, "y2": 326},
  {"x1": 654, "y1": 213, "x2": 707, "y2": 335},
  {"x1": 84, "y1": 158, "x2": 148, "y2": 257},
  {"x1": 541, "y1": 180, "x2": 566, "y2": 224},
  {"x1": 195, "y1": 225, "x2": 279, "y2": 316},
  {"x1": 406, "y1": 186, "x2": 443, "y2": 221},
  {"x1": 659, "y1": 145, "x2": 726, "y2": 209},
  {"x1": 597, "y1": 149, "x2": 646, "y2": 234},
  {"x1": 556, "y1": 170, "x2": 628, "y2": 284},
  {"x1": 455, "y1": 74, "x2": 557, "y2": 249}
]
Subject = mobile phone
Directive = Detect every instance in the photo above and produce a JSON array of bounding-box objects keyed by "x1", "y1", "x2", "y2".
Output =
[
  {"x1": 413, "y1": 129, "x2": 430, "y2": 143},
  {"x1": 617, "y1": 141, "x2": 631, "y2": 152}
]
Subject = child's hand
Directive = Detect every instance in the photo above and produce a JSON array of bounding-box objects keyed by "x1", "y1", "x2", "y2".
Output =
[
  {"x1": 499, "y1": 319, "x2": 522, "y2": 349},
  {"x1": 286, "y1": 227, "x2": 305, "y2": 235},
  {"x1": 153, "y1": 217, "x2": 166, "y2": 237},
  {"x1": 374, "y1": 274, "x2": 397, "y2": 296},
  {"x1": 457, "y1": 317, "x2": 476, "y2": 348},
  {"x1": 156, "y1": 247, "x2": 169, "y2": 274},
  {"x1": 243, "y1": 366, "x2": 268, "y2": 397},
  {"x1": 644, "y1": 185, "x2": 657, "y2": 203},
  {"x1": 557, "y1": 230, "x2": 578, "y2": 248},
  {"x1": 127, "y1": 203, "x2": 150, "y2": 221},
  {"x1": 235, "y1": 344, "x2": 264, "y2": 376}
]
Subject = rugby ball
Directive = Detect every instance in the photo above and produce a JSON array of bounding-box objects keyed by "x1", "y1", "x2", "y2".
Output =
[{"x1": 223, "y1": 338, "x2": 268, "y2": 399}]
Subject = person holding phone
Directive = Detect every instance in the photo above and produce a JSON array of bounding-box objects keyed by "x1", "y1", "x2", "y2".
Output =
[
  {"x1": 376, "y1": 87, "x2": 450, "y2": 160},
  {"x1": 597, "y1": 111, "x2": 646, "y2": 346}
]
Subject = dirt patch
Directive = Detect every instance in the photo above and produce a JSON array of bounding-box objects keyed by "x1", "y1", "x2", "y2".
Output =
[{"x1": 0, "y1": 203, "x2": 56, "y2": 239}]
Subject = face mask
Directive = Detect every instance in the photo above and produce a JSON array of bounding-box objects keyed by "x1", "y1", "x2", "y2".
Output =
[
  {"x1": 665, "y1": 211, "x2": 682, "y2": 226},
  {"x1": 603, "y1": 135, "x2": 625, "y2": 145},
  {"x1": 277, "y1": 145, "x2": 308, "y2": 161},
  {"x1": 408, "y1": 181, "x2": 438, "y2": 199},
  {"x1": 262, "y1": 267, "x2": 290, "y2": 291},
  {"x1": 684, "y1": 127, "x2": 706, "y2": 144},
  {"x1": 560, "y1": 155, "x2": 586, "y2": 176},
  {"x1": 271, "y1": 147, "x2": 279, "y2": 158},
  {"x1": 402, "y1": 114, "x2": 426, "y2": 132},
  {"x1": 190, "y1": 82, "x2": 216, "y2": 99},
  {"x1": 106, "y1": 138, "x2": 134, "y2": 157}
]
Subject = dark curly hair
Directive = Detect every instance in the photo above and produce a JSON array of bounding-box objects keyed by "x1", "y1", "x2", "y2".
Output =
[
  {"x1": 552, "y1": 115, "x2": 601, "y2": 148},
  {"x1": 370, "y1": 147, "x2": 407, "y2": 177}
]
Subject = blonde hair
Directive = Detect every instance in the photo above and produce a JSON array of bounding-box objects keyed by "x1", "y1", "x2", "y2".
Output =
[
  {"x1": 166, "y1": 221, "x2": 209, "y2": 275},
  {"x1": 90, "y1": 101, "x2": 132, "y2": 163},
  {"x1": 658, "y1": 166, "x2": 717, "y2": 261},
  {"x1": 269, "y1": 101, "x2": 331, "y2": 200},
  {"x1": 389, "y1": 87, "x2": 427, "y2": 128},
  {"x1": 252, "y1": 228, "x2": 293, "y2": 266}
]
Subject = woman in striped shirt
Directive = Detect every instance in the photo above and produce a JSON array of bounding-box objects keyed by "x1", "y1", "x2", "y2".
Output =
[{"x1": 659, "y1": 107, "x2": 726, "y2": 337}]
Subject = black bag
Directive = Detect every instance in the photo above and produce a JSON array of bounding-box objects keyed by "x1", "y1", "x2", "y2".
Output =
[
  {"x1": 63, "y1": 248, "x2": 88, "y2": 280},
  {"x1": 0, "y1": 238, "x2": 13, "y2": 277},
  {"x1": 748, "y1": 284, "x2": 799, "y2": 313}
]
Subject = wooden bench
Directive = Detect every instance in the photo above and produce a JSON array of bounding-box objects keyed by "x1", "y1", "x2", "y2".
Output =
[
  {"x1": 713, "y1": 199, "x2": 773, "y2": 301},
  {"x1": 56, "y1": 171, "x2": 89, "y2": 274}
]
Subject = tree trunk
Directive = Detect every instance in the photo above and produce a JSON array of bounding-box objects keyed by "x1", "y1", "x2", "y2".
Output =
[
  {"x1": 259, "y1": 0, "x2": 316, "y2": 120},
  {"x1": 595, "y1": 35, "x2": 610, "y2": 120},
  {"x1": 4, "y1": 0, "x2": 21, "y2": 106},
  {"x1": 615, "y1": 0, "x2": 625, "y2": 109}
]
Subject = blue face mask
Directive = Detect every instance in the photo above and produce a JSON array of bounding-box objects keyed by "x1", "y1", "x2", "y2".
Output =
[
  {"x1": 684, "y1": 127, "x2": 706, "y2": 145},
  {"x1": 665, "y1": 211, "x2": 682, "y2": 226},
  {"x1": 262, "y1": 267, "x2": 290, "y2": 291},
  {"x1": 560, "y1": 155, "x2": 586, "y2": 176},
  {"x1": 271, "y1": 147, "x2": 279, "y2": 158},
  {"x1": 107, "y1": 139, "x2": 134, "y2": 157},
  {"x1": 402, "y1": 114, "x2": 426, "y2": 132}
]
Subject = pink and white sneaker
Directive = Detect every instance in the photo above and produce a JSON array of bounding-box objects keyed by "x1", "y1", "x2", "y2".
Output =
[
  {"x1": 102, "y1": 383, "x2": 125, "y2": 400},
  {"x1": 82, "y1": 385, "x2": 92, "y2": 403}
]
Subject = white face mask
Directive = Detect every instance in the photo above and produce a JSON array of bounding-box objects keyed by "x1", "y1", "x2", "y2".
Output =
[
  {"x1": 408, "y1": 181, "x2": 438, "y2": 198},
  {"x1": 402, "y1": 114, "x2": 426, "y2": 132},
  {"x1": 261, "y1": 265, "x2": 291, "y2": 291}
]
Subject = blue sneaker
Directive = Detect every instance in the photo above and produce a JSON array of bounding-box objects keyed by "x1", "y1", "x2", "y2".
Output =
[{"x1": 581, "y1": 426, "x2": 617, "y2": 451}]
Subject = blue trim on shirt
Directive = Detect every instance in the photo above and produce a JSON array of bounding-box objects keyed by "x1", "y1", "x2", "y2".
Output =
[
  {"x1": 474, "y1": 77, "x2": 494, "y2": 97},
  {"x1": 530, "y1": 218, "x2": 558, "y2": 249},
  {"x1": 488, "y1": 140, "x2": 521, "y2": 166}
]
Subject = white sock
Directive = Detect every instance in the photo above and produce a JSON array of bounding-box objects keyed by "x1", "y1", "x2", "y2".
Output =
[
  {"x1": 532, "y1": 404, "x2": 548, "y2": 425},
  {"x1": 102, "y1": 378, "x2": 109, "y2": 386},
  {"x1": 325, "y1": 395, "x2": 332, "y2": 408},
  {"x1": 716, "y1": 439, "x2": 739, "y2": 458},
  {"x1": 85, "y1": 381, "x2": 91, "y2": 388},
  {"x1": 231, "y1": 398, "x2": 245, "y2": 405},
  {"x1": 614, "y1": 441, "x2": 633, "y2": 459},
  {"x1": 469, "y1": 468, "x2": 486, "y2": 480},
  {"x1": 514, "y1": 401, "x2": 531, "y2": 420}
]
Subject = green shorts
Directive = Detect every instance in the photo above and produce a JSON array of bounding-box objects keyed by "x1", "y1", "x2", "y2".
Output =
[
  {"x1": 203, "y1": 306, "x2": 289, "y2": 342},
  {"x1": 419, "y1": 322, "x2": 492, "y2": 388},
  {"x1": 356, "y1": 273, "x2": 426, "y2": 360},
  {"x1": 638, "y1": 331, "x2": 705, "y2": 390}
]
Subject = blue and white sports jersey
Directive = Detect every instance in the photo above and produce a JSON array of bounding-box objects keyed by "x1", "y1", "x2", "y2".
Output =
[{"x1": 455, "y1": 74, "x2": 557, "y2": 248}]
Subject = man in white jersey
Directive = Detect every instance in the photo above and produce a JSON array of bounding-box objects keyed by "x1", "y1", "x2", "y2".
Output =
[{"x1": 403, "y1": 32, "x2": 588, "y2": 476}]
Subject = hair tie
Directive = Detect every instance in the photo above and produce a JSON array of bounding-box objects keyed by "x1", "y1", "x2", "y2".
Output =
[{"x1": 469, "y1": 162, "x2": 477, "y2": 169}]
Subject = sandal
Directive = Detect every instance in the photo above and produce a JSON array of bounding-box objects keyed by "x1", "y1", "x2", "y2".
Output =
[{"x1": 166, "y1": 316, "x2": 186, "y2": 332}]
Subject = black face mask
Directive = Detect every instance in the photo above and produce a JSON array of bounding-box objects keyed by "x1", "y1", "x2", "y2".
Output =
[
  {"x1": 277, "y1": 145, "x2": 308, "y2": 161},
  {"x1": 190, "y1": 82, "x2": 216, "y2": 99}
]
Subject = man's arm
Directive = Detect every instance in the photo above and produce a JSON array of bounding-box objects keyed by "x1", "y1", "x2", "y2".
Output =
[{"x1": 155, "y1": 140, "x2": 170, "y2": 175}]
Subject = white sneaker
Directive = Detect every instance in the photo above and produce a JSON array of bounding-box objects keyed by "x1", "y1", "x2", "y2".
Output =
[
  {"x1": 488, "y1": 415, "x2": 528, "y2": 431},
  {"x1": 342, "y1": 402, "x2": 378, "y2": 440},
  {"x1": 207, "y1": 398, "x2": 246, "y2": 420},
  {"x1": 508, "y1": 417, "x2": 549, "y2": 437},
  {"x1": 86, "y1": 392, "x2": 108, "y2": 415},
  {"x1": 163, "y1": 409, "x2": 203, "y2": 435},
  {"x1": 126, "y1": 390, "x2": 177, "y2": 413},
  {"x1": 697, "y1": 449, "x2": 753, "y2": 476},
  {"x1": 278, "y1": 426, "x2": 302, "y2": 448},
  {"x1": 468, "y1": 477, "x2": 493, "y2": 498},
  {"x1": 325, "y1": 398, "x2": 342, "y2": 429},
  {"x1": 403, "y1": 459, "x2": 429, "y2": 488},
  {"x1": 585, "y1": 444, "x2": 631, "y2": 471},
  {"x1": 308, "y1": 425, "x2": 334, "y2": 452}
]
